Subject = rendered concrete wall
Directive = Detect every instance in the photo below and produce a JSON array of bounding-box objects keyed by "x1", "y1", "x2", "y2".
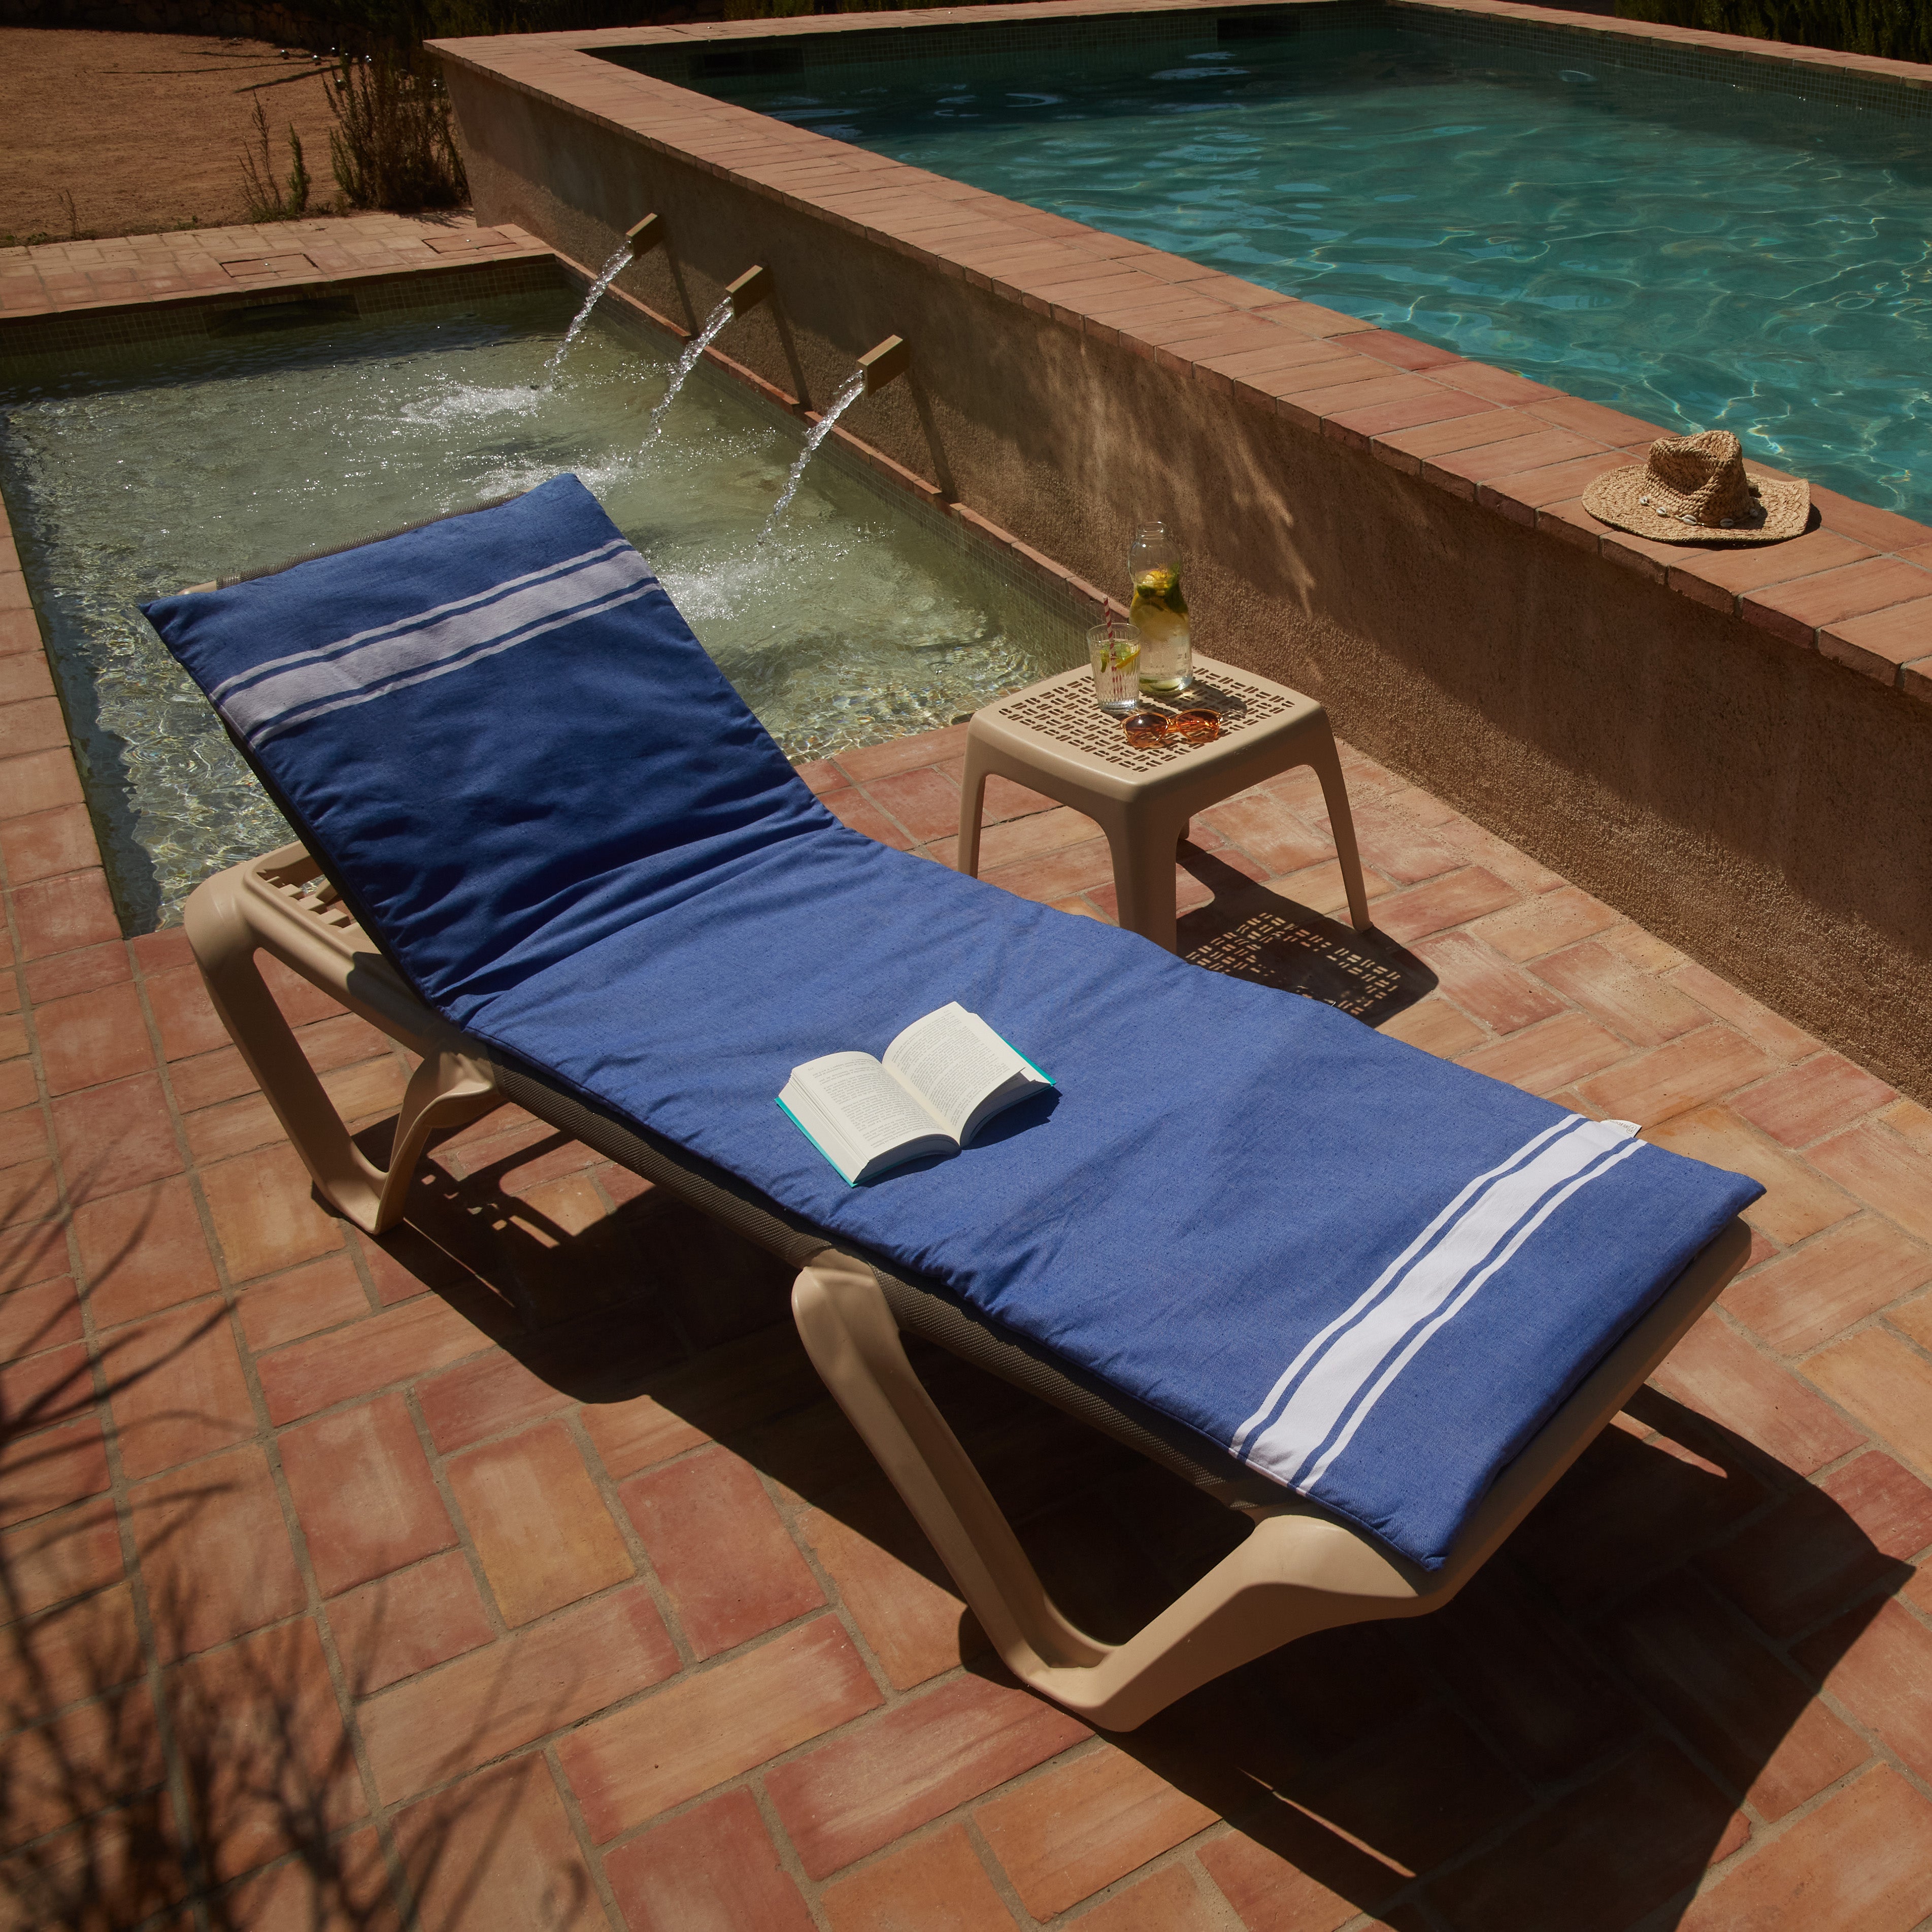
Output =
[{"x1": 446, "y1": 62, "x2": 1932, "y2": 1103}]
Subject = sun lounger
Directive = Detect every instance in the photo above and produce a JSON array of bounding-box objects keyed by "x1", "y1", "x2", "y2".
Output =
[{"x1": 147, "y1": 477, "x2": 1760, "y2": 1729}]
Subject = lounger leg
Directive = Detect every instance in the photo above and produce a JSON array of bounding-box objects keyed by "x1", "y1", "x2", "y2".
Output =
[
  {"x1": 372, "y1": 1051, "x2": 504, "y2": 1231},
  {"x1": 184, "y1": 870, "x2": 501, "y2": 1236},
  {"x1": 956, "y1": 737, "x2": 992, "y2": 881},
  {"x1": 1309, "y1": 737, "x2": 1373, "y2": 932},
  {"x1": 793, "y1": 1252, "x2": 1108, "y2": 1678},
  {"x1": 792, "y1": 1252, "x2": 1425, "y2": 1730}
]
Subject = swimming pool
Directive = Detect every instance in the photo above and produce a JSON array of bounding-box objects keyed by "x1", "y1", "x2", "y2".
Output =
[
  {"x1": 0, "y1": 288, "x2": 1081, "y2": 928},
  {"x1": 693, "y1": 19, "x2": 1932, "y2": 519}
]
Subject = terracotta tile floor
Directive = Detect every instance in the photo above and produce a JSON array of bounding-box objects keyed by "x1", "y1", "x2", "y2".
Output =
[{"x1": 6, "y1": 711, "x2": 1932, "y2": 1930}]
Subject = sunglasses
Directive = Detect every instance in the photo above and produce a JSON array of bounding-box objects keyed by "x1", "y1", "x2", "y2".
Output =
[{"x1": 1122, "y1": 707, "x2": 1222, "y2": 749}]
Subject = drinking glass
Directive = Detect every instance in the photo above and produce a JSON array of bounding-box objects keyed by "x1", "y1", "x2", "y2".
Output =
[{"x1": 1088, "y1": 623, "x2": 1143, "y2": 715}]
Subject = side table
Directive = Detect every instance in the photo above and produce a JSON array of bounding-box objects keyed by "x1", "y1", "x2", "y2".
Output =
[{"x1": 957, "y1": 654, "x2": 1372, "y2": 952}]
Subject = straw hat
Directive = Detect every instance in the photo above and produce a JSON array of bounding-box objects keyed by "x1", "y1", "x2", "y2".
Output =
[{"x1": 1582, "y1": 429, "x2": 1809, "y2": 544}]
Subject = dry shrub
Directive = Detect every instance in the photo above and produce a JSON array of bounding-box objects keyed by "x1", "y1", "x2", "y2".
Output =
[
  {"x1": 1615, "y1": 0, "x2": 1932, "y2": 60},
  {"x1": 238, "y1": 98, "x2": 313, "y2": 224},
  {"x1": 327, "y1": 53, "x2": 468, "y2": 213}
]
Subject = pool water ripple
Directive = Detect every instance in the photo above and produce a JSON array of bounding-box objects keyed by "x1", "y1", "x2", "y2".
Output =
[
  {"x1": 714, "y1": 25, "x2": 1932, "y2": 517},
  {"x1": 0, "y1": 293, "x2": 1073, "y2": 927}
]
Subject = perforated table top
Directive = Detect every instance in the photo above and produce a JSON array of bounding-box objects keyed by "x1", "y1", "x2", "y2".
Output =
[{"x1": 983, "y1": 658, "x2": 1305, "y2": 776}]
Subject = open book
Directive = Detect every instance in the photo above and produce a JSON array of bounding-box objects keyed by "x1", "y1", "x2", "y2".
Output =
[{"x1": 777, "y1": 1002, "x2": 1053, "y2": 1185}]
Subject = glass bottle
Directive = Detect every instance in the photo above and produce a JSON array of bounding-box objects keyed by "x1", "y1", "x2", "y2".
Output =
[{"x1": 1128, "y1": 520, "x2": 1193, "y2": 694}]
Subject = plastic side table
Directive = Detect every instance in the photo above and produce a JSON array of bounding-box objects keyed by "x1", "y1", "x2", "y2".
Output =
[{"x1": 957, "y1": 655, "x2": 1372, "y2": 952}]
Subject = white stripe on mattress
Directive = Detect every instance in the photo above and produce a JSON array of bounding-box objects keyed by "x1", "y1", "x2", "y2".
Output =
[
  {"x1": 220, "y1": 542, "x2": 654, "y2": 745},
  {"x1": 1235, "y1": 1115, "x2": 1643, "y2": 1490},
  {"x1": 1228, "y1": 1116, "x2": 1573, "y2": 1459},
  {"x1": 243, "y1": 580, "x2": 659, "y2": 747},
  {"x1": 209, "y1": 540, "x2": 631, "y2": 704},
  {"x1": 1295, "y1": 1135, "x2": 1645, "y2": 1492}
]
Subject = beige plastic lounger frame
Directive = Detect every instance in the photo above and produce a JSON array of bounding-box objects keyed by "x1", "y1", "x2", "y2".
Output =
[{"x1": 186, "y1": 842, "x2": 1750, "y2": 1731}]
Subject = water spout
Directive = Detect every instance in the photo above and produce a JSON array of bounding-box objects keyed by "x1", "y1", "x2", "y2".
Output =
[
  {"x1": 546, "y1": 243, "x2": 635, "y2": 375},
  {"x1": 857, "y1": 335, "x2": 909, "y2": 393},
  {"x1": 725, "y1": 263, "x2": 772, "y2": 314},
  {"x1": 758, "y1": 369, "x2": 868, "y2": 542},
  {"x1": 644, "y1": 295, "x2": 737, "y2": 442}
]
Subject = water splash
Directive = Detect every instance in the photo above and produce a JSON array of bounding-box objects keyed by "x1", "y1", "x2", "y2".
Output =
[
  {"x1": 758, "y1": 371, "x2": 868, "y2": 542},
  {"x1": 400, "y1": 380, "x2": 546, "y2": 428},
  {"x1": 545, "y1": 243, "x2": 633, "y2": 375},
  {"x1": 644, "y1": 297, "x2": 736, "y2": 441}
]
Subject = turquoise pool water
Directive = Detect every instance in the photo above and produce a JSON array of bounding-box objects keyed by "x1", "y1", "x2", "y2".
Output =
[
  {"x1": 0, "y1": 290, "x2": 1078, "y2": 928},
  {"x1": 705, "y1": 23, "x2": 1932, "y2": 519}
]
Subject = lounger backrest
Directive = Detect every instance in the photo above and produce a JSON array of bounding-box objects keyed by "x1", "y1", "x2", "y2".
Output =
[{"x1": 145, "y1": 476, "x2": 824, "y2": 1015}]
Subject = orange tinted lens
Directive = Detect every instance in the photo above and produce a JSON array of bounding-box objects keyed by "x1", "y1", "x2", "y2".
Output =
[
  {"x1": 1122, "y1": 711, "x2": 1170, "y2": 746},
  {"x1": 1170, "y1": 709, "x2": 1221, "y2": 743}
]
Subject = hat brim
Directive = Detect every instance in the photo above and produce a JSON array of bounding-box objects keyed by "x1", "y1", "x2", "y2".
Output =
[{"x1": 1581, "y1": 464, "x2": 1811, "y2": 544}]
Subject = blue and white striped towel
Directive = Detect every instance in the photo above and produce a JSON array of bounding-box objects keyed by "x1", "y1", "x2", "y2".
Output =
[{"x1": 145, "y1": 476, "x2": 1762, "y2": 1569}]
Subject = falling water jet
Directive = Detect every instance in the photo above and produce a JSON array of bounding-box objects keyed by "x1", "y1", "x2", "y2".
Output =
[
  {"x1": 545, "y1": 247, "x2": 631, "y2": 374},
  {"x1": 758, "y1": 336, "x2": 909, "y2": 543},
  {"x1": 644, "y1": 298, "x2": 734, "y2": 440},
  {"x1": 545, "y1": 215, "x2": 663, "y2": 377},
  {"x1": 757, "y1": 371, "x2": 865, "y2": 543},
  {"x1": 643, "y1": 264, "x2": 771, "y2": 443}
]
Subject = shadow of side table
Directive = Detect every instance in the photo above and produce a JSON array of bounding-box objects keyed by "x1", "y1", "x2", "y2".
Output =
[{"x1": 957, "y1": 655, "x2": 1373, "y2": 952}]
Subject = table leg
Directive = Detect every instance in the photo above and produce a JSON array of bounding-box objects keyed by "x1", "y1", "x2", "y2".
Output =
[
  {"x1": 1108, "y1": 809, "x2": 1181, "y2": 953},
  {"x1": 956, "y1": 736, "x2": 992, "y2": 879},
  {"x1": 1311, "y1": 741, "x2": 1374, "y2": 932}
]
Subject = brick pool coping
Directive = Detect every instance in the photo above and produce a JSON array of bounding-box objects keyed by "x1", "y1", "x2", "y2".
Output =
[
  {"x1": 0, "y1": 212, "x2": 553, "y2": 328},
  {"x1": 425, "y1": 0, "x2": 1932, "y2": 704}
]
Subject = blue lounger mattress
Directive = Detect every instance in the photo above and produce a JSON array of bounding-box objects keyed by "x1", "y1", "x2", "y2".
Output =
[{"x1": 145, "y1": 476, "x2": 1761, "y2": 1571}]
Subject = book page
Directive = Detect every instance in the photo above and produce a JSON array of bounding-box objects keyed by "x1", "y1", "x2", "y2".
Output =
[
  {"x1": 776, "y1": 1075, "x2": 870, "y2": 1185},
  {"x1": 792, "y1": 1052, "x2": 948, "y2": 1154},
  {"x1": 882, "y1": 1004, "x2": 1031, "y2": 1142}
]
